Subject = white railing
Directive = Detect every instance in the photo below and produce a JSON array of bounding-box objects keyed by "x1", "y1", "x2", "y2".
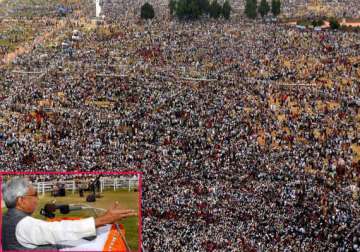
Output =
[{"x1": 34, "y1": 176, "x2": 139, "y2": 196}]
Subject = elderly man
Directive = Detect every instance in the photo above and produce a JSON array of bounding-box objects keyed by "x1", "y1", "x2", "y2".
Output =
[{"x1": 2, "y1": 177, "x2": 137, "y2": 251}]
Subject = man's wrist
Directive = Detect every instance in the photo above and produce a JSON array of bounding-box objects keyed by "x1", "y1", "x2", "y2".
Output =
[{"x1": 95, "y1": 215, "x2": 109, "y2": 227}]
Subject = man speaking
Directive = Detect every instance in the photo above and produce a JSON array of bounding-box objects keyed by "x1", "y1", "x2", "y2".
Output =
[{"x1": 2, "y1": 177, "x2": 137, "y2": 250}]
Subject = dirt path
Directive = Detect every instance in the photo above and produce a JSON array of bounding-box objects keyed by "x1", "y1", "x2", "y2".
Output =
[
  {"x1": 1, "y1": 19, "x2": 67, "y2": 65},
  {"x1": 1, "y1": 12, "x2": 96, "y2": 67}
]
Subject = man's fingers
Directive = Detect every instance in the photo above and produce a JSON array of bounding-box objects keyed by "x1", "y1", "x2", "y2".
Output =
[
  {"x1": 119, "y1": 212, "x2": 138, "y2": 219},
  {"x1": 115, "y1": 209, "x2": 136, "y2": 215},
  {"x1": 112, "y1": 201, "x2": 120, "y2": 208},
  {"x1": 115, "y1": 208, "x2": 135, "y2": 213}
]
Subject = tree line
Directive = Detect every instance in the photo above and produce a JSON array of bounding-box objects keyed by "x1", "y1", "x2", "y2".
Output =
[
  {"x1": 140, "y1": 0, "x2": 281, "y2": 20},
  {"x1": 169, "y1": 0, "x2": 231, "y2": 20},
  {"x1": 245, "y1": 0, "x2": 281, "y2": 19},
  {"x1": 141, "y1": 0, "x2": 231, "y2": 20}
]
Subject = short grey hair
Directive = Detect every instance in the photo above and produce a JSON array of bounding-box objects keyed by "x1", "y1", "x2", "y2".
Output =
[{"x1": 2, "y1": 177, "x2": 31, "y2": 208}]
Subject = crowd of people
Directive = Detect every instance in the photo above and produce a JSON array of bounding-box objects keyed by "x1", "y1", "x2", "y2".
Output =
[
  {"x1": 0, "y1": 0, "x2": 360, "y2": 251},
  {"x1": 276, "y1": 0, "x2": 360, "y2": 18}
]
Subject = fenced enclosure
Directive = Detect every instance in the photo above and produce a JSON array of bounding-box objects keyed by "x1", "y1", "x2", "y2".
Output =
[{"x1": 34, "y1": 176, "x2": 139, "y2": 196}]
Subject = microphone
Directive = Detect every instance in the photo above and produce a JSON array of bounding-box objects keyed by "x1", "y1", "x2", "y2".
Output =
[
  {"x1": 58, "y1": 204, "x2": 83, "y2": 214},
  {"x1": 41, "y1": 203, "x2": 84, "y2": 218}
]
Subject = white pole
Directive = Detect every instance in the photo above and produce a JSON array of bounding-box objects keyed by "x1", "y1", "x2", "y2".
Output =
[
  {"x1": 113, "y1": 178, "x2": 116, "y2": 191},
  {"x1": 42, "y1": 182, "x2": 45, "y2": 196},
  {"x1": 128, "y1": 179, "x2": 131, "y2": 192},
  {"x1": 72, "y1": 181, "x2": 75, "y2": 195}
]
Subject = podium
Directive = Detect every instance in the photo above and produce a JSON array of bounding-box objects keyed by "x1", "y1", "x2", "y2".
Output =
[{"x1": 47, "y1": 218, "x2": 128, "y2": 252}]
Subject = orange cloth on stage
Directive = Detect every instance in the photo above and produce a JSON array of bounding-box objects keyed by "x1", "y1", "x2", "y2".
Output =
[{"x1": 103, "y1": 224, "x2": 127, "y2": 252}]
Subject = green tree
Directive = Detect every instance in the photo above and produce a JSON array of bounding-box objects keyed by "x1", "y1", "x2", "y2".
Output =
[
  {"x1": 221, "y1": 0, "x2": 231, "y2": 19},
  {"x1": 174, "y1": 0, "x2": 188, "y2": 19},
  {"x1": 258, "y1": 0, "x2": 270, "y2": 18},
  {"x1": 311, "y1": 19, "x2": 324, "y2": 27},
  {"x1": 141, "y1": 2, "x2": 155, "y2": 19},
  {"x1": 271, "y1": 0, "x2": 281, "y2": 17},
  {"x1": 188, "y1": 0, "x2": 202, "y2": 19},
  {"x1": 169, "y1": 0, "x2": 177, "y2": 16},
  {"x1": 175, "y1": 0, "x2": 203, "y2": 19},
  {"x1": 329, "y1": 18, "x2": 340, "y2": 29},
  {"x1": 198, "y1": 0, "x2": 210, "y2": 15},
  {"x1": 245, "y1": 0, "x2": 257, "y2": 19},
  {"x1": 209, "y1": 0, "x2": 222, "y2": 19},
  {"x1": 172, "y1": 0, "x2": 227, "y2": 20},
  {"x1": 175, "y1": 0, "x2": 185, "y2": 17}
]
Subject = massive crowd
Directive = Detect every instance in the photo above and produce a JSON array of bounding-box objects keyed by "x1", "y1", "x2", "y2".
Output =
[
  {"x1": 0, "y1": 0, "x2": 360, "y2": 251},
  {"x1": 279, "y1": 0, "x2": 360, "y2": 18}
]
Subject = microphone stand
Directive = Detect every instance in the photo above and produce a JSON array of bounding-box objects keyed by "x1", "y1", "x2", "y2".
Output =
[
  {"x1": 71, "y1": 204, "x2": 106, "y2": 215},
  {"x1": 88, "y1": 175, "x2": 102, "y2": 195}
]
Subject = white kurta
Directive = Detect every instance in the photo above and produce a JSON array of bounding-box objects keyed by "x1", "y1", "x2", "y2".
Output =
[{"x1": 15, "y1": 216, "x2": 96, "y2": 249}]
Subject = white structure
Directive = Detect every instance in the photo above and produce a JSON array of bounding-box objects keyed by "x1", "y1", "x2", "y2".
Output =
[{"x1": 95, "y1": 0, "x2": 102, "y2": 18}]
